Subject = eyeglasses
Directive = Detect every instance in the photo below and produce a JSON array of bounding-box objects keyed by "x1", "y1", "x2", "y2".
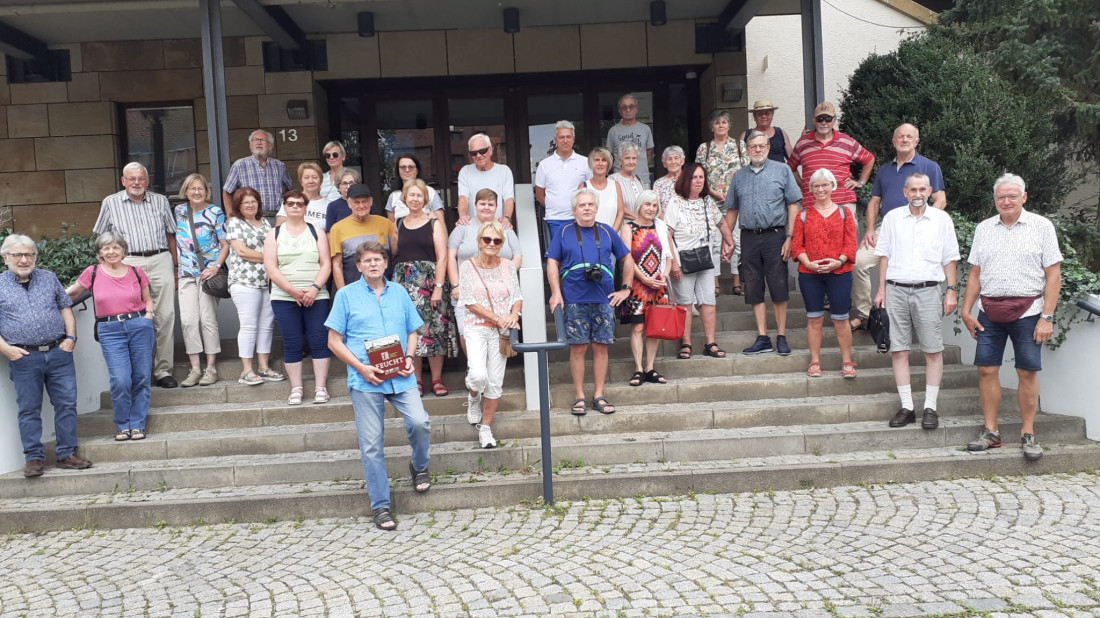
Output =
[
  {"x1": 324, "y1": 152, "x2": 342, "y2": 159},
  {"x1": 339, "y1": 180, "x2": 356, "y2": 187},
  {"x1": 284, "y1": 201, "x2": 306, "y2": 208},
  {"x1": 250, "y1": 137, "x2": 270, "y2": 143},
  {"x1": 480, "y1": 237, "x2": 504, "y2": 246},
  {"x1": 469, "y1": 147, "x2": 490, "y2": 157},
  {"x1": 815, "y1": 115, "x2": 835, "y2": 123},
  {"x1": 4, "y1": 252, "x2": 35, "y2": 260},
  {"x1": 398, "y1": 164, "x2": 417, "y2": 171},
  {"x1": 620, "y1": 104, "x2": 637, "y2": 110},
  {"x1": 123, "y1": 176, "x2": 148, "y2": 183}
]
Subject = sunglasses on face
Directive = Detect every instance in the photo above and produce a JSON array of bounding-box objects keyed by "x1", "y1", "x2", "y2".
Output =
[
  {"x1": 469, "y1": 146, "x2": 490, "y2": 157},
  {"x1": 323, "y1": 152, "x2": 341, "y2": 159},
  {"x1": 285, "y1": 201, "x2": 306, "y2": 208},
  {"x1": 480, "y1": 237, "x2": 504, "y2": 246},
  {"x1": 815, "y1": 115, "x2": 835, "y2": 123},
  {"x1": 398, "y1": 164, "x2": 417, "y2": 171}
]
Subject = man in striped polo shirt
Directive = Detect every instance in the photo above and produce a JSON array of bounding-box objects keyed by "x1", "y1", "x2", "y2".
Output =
[
  {"x1": 788, "y1": 102, "x2": 875, "y2": 223},
  {"x1": 93, "y1": 162, "x2": 179, "y2": 388}
]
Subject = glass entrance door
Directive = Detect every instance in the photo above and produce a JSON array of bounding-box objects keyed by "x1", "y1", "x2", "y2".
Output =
[{"x1": 445, "y1": 96, "x2": 508, "y2": 218}]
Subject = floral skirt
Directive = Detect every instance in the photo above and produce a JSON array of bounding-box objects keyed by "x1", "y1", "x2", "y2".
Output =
[{"x1": 392, "y1": 260, "x2": 458, "y2": 358}]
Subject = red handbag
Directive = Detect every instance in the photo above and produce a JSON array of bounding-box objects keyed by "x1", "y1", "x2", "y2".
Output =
[{"x1": 645, "y1": 303, "x2": 687, "y2": 340}]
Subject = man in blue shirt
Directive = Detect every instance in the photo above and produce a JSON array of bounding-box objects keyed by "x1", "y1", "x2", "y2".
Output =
[
  {"x1": 0, "y1": 235, "x2": 92, "y2": 478},
  {"x1": 546, "y1": 188, "x2": 635, "y2": 417},
  {"x1": 851, "y1": 123, "x2": 947, "y2": 330},
  {"x1": 325, "y1": 241, "x2": 430, "y2": 531}
]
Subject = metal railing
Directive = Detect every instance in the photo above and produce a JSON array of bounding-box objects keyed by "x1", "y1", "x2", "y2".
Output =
[{"x1": 511, "y1": 309, "x2": 567, "y2": 505}]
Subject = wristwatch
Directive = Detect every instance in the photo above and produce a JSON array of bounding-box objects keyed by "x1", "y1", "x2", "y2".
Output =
[
  {"x1": 946, "y1": 284, "x2": 959, "y2": 291},
  {"x1": 1041, "y1": 314, "x2": 1054, "y2": 322},
  {"x1": 311, "y1": 283, "x2": 323, "y2": 291},
  {"x1": 65, "y1": 335, "x2": 77, "y2": 342},
  {"x1": 434, "y1": 282, "x2": 443, "y2": 289},
  {"x1": 620, "y1": 284, "x2": 631, "y2": 291}
]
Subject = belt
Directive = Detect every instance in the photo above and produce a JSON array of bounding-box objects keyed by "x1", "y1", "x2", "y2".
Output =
[
  {"x1": 887, "y1": 280, "x2": 940, "y2": 289},
  {"x1": 744, "y1": 225, "x2": 785, "y2": 234},
  {"x1": 129, "y1": 249, "x2": 167, "y2": 257},
  {"x1": 12, "y1": 338, "x2": 65, "y2": 352},
  {"x1": 97, "y1": 311, "x2": 143, "y2": 323}
]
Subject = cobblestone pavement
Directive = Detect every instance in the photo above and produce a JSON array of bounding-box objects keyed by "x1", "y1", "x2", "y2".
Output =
[{"x1": 3, "y1": 473, "x2": 1100, "y2": 617}]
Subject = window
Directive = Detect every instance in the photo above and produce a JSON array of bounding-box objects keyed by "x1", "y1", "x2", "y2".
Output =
[{"x1": 121, "y1": 104, "x2": 197, "y2": 196}]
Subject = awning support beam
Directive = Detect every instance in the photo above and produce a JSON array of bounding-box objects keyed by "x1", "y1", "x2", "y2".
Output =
[
  {"x1": 200, "y1": 0, "x2": 231, "y2": 197},
  {"x1": 0, "y1": 20, "x2": 49, "y2": 62},
  {"x1": 231, "y1": 0, "x2": 305, "y2": 50},
  {"x1": 801, "y1": 0, "x2": 825, "y2": 127}
]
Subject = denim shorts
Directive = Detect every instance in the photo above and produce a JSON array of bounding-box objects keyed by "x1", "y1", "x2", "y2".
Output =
[
  {"x1": 564, "y1": 303, "x2": 615, "y2": 345},
  {"x1": 799, "y1": 271, "x2": 852, "y2": 321},
  {"x1": 974, "y1": 312, "x2": 1043, "y2": 371}
]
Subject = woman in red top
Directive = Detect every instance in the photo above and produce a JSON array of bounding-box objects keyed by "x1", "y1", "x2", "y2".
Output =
[{"x1": 792, "y1": 169, "x2": 858, "y2": 379}]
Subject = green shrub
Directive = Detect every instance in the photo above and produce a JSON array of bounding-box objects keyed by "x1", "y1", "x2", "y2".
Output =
[{"x1": 0, "y1": 223, "x2": 97, "y2": 286}]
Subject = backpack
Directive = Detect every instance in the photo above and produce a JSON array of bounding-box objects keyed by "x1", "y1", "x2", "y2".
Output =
[{"x1": 799, "y1": 205, "x2": 846, "y2": 225}]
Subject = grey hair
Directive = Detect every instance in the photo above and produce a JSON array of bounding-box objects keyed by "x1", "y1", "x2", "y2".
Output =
[
  {"x1": 809, "y1": 168, "x2": 837, "y2": 191},
  {"x1": 661, "y1": 145, "x2": 685, "y2": 162},
  {"x1": 571, "y1": 187, "x2": 600, "y2": 210},
  {"x1": 1, "y1": 234, "x2": 36, "y2": 256},
  {"x1": 554, "y1": 120, "x2": 576, "y2": 134},
  {"x1": 905, "y1": 172, "x2": 931, "y2": 188},
  {"x1": 894, "y1": 123, "x2": 920, "y2": 140},
  {"x1": 746, "y1": 131, "x2": 769, "y2": 145},
  {"x1": 121, "y1": 162, "x2": 148, "y2": 177},
  {"x1": 467, "y1": 133, "x2": 492, "y2": 150},
  {"x1": 248, "y1": 129, "x2": 274, "y2": 143},
  {"x1": 708, "y1": 109, "x2": 732, "y2": 128},
  {"x1": 337, "y1": 168, "x2": 362, "y2": 184},
  {"x1": 616, "y1": 141, "x2": 641, "y2": 160},
  {"x1": 322, "y1": 141, "x2": 347, "y2": 157},
  {"x1": 634, "y1": 190, "x2": 660, "y2": 213},
  {"x1": 94, "y1": 230, "x2": 129, "y2": 255},
  {"x1": 617, "y1": 93, "x2": 637, "y2": 108},
  {"x1": 994, "y1": 173, "x2": 1026, "y2": 195}
]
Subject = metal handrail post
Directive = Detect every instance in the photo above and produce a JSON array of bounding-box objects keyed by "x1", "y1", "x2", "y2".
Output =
[{"x1": 513, "y1": 307, "x2": 567, "y2": 505}]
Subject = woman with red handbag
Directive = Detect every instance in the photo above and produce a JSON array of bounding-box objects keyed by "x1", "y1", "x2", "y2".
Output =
[{"x1": 619, "y1": 190, "x2": 675, "y2": 386}]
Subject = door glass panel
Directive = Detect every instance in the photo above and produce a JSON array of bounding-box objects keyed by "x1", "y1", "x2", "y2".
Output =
[
  {"x1": 337, "y1": 96, "x2": 362, "y2": 169},
  {"x1": 527, "y1": 93, "x2": 585, "y2": 179},
  {"x1": 124, "y1": 105, "x2": 196, "y2": 196},
  {"x1": 447, "y1": 97, "x2": 507, "y2": 209},
  {"x1": 376, "y1": 99, "x2": 435, "y2": 197}
]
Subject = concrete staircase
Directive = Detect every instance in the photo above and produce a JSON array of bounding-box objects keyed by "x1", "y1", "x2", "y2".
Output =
[{"x1": 2, "y1": 290, "x2": 1097, "y2": 532}]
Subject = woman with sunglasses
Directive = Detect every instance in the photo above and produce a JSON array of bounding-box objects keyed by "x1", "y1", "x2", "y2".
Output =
[
  {"x1": 264, "y1": 189, "x2": 332, "y2": 405},
  {"x1": 458, "y1": 220, "x2": 522, "y2": 449},
  {"x1": 386, "y1": 155, "x2": 445, "y2": 223},
  {"x1": 319, "y1": 141, "x2": 348, "y2": 201},
  {"x1": 392, "y1": 179, "x2": 457, "y2": 396},
  {"x1": 447, "y1": 188, "x2": 522, "y2": 351}
]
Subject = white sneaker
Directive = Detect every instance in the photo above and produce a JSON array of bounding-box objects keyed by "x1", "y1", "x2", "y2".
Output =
[
  {"x1": 478, "y1": 424, "x2": 496, "y2": 449},
  {"x1": 465, "y1": 392, "x2": 483, "y2": 425}
]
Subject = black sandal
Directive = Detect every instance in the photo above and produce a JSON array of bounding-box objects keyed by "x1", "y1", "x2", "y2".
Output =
[
  {"x1": 372, "y1": 507, "x2": 397, "y2": 531},
  {"x1": 629, "y1": 371, "x2": 644, "y2": 387},
  {"x1": 644, "y1": 369, "x2": 667, "y2": 384},
  {"x1": 591, "y1": 397, "x2": 616, "y2": 414},
  {"x1": 114, "y1": 430, "x2": 130, "y2": 441},
  {"x1": 732, "y1": 286, "x2": 744, "y2": 296},
  {"x1": 703, "y1": 342, "x2": 727, "y2": 358},
  {"x1": 409, "y1": 463, "x2": 431, "y2": 493},
  {"x1": 570, "y1": 398, "x2": 587, "y2": 416},
  {"x1": 677, "y1": 344, "x2": 692, "y2": 359}
]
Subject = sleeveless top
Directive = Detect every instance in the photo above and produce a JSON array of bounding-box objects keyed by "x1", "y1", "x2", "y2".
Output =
[
  {"x1": 396, "y1": 218, "x2": 437, "y2": 263},
  {"x1": 271, "y1": 224, "x2": 329, "y2": 303},
  {"x1": 584, "y1": 179, "x2": 620, "y2": 227},
  {"x1": 744, "y1": 127, "x2": 788, "y2": 163}
]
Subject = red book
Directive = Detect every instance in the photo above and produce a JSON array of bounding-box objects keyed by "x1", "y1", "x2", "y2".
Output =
[{"x1": 364, "y1": 335, "x2": 405, "y2": 381}]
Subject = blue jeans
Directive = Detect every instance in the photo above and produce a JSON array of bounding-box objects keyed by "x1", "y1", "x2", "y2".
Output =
[
  {"x1": 974, "y1": 312, "x2": 1043, "y2": 371},
  {"x1": 271, "y1": 299, "x2": 332, "y2": 363},
  {"x1": 349, "y1": 387, "x2": 431, "y2": 511},
  {"x1": 799, "y1": 271, "x2": 853, "y2": 321},
  {"x1": 8, "y1": 346, "x2": 79, "y2": 462},
  {"x1": 98, "y1": 317, "x2": 155, "y2": 431}
]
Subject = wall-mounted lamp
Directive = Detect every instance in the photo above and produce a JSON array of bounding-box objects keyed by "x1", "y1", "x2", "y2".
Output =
[
  {"x1": 650, "y1": 1, "x2": 667, "y2": 27},
  {"x1": 286, "y1": 99, "x2": 309, "y2": 120},
  {"x1": 722, "y1": 84, "x2": 743, "y2": 103},
  {"x1": 358, "y1": 12, "x2": 375, "y2": 38},
  {"x1": 503, "y1": 7, "x2": 520, "y2": 34}
]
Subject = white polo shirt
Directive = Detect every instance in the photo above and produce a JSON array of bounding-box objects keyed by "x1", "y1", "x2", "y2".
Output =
[
  {"x1": 875, "y1": 205, "x2": 960, "y2": 283},
  {"x1": 534, "y1": 151, "x2": 592, "y2": 221}
]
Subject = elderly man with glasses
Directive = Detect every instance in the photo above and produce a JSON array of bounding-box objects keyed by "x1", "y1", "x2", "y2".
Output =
[
  {"x1": 456, "y1": 133, "x2": 515, "y2": 228},
  {"x1": 93, "y1": 162, "x2": 179, "y2": 388},
  {"x1": 222, "y1": 129, "x2": 293, "y2": 222},
  {"x1": 0, "y1": 235, "x2": 92, "y2": 478}
]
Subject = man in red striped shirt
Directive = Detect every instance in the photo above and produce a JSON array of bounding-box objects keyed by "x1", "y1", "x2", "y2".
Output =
[{"x1": 788, "y1": 102, "x2": 875, "y2": 223}]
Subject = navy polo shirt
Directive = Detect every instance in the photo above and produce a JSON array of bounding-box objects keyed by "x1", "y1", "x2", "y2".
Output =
[{"x1": 871, "y1": 153, "x2": 945, "y2": 218}]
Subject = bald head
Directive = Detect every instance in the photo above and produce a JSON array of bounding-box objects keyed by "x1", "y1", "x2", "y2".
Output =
[{"x1": 892, "y1": 123, "x2": 920, "y2": 160}]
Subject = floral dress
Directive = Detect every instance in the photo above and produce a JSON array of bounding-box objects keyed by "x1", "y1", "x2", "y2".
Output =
[
  {"x1": 695, "y1": 139, "x2": 749, "y2": 200},
  {"x1": 392, "y1": 217, "x2": 458, "y2": 359},
  {"x1": 621, "y1": 220, "x2": 669, "y2": 324}
]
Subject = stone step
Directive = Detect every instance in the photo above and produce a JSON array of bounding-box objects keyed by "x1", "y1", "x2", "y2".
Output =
[
  {"x1": 111, "y1": 357, "x2": 972, "y2": 412},
  {"x1": 77, "y1": 387, "x2": 998, "y2": 464},
  {"x1": 80, "y1": 385, "x2": 1000, "y2": 441},
  {"x1": 4, "y1": 427, "x2": 1096, "y2": 532},
  {"x1": 547, "y1": 308, "x2": 810, "y2": 339},
  {"x1": 4, "y1": 410, "x2": 1079, "y2": 501}
]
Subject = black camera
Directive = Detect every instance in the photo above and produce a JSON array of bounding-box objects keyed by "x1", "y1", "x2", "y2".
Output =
[{"x1": 583, "y1": 264, "x2": 603, "y2": 282}]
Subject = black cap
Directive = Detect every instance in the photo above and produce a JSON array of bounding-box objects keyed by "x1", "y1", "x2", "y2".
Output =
[{"x1": 347, "y1": 183, "x2": 372, "y2": 198}]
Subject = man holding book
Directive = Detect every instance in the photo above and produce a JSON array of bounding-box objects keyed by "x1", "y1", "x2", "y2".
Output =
[{"x1": 326, "y1": 240, "x2": 431, "y2": 532}]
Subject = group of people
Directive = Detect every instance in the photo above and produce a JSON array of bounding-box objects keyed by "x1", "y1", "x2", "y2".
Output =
[{"x1": 0, "y1": 95, "x2": 1063, "y2": 528}]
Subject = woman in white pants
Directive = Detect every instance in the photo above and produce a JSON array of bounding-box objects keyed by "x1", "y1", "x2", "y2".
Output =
[
  {"x1": 226, "y1": 188, "x2": 284, "y2": 385},
  {"x1": 458, "y1": 220, "x2": 523, "y2": 449}
]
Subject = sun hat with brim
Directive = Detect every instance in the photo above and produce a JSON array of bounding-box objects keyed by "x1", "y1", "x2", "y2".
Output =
[{"x1": 749, "y1": 100, "x2": 779, "y2": 113}]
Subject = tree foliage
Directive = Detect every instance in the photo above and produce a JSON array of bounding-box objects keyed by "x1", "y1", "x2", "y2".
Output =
[
  {"x1": 839, "y1": 35, "x2": 1072, "y2": 221},
  {"x1": 934, "y1": 0, "x2": 1100, "y2": 216}
]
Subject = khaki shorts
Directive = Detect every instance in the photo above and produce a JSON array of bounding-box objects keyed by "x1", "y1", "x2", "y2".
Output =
[{"x1": 884, "y1": 283, "x2": 944, "y2": 353}]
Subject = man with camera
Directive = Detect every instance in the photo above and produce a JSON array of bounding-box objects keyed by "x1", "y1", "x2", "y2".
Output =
[{"x1": 547, "y1": 188, "x2": 635, "y2": 417}]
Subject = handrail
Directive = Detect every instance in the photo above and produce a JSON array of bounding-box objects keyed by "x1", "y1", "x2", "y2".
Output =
[
  {"x1": 1076, "y1": 298, "x2": 1100, "y2": 322},
  {"x1": 511, "y1": 308, "x2": 567, "y2": 506}
]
